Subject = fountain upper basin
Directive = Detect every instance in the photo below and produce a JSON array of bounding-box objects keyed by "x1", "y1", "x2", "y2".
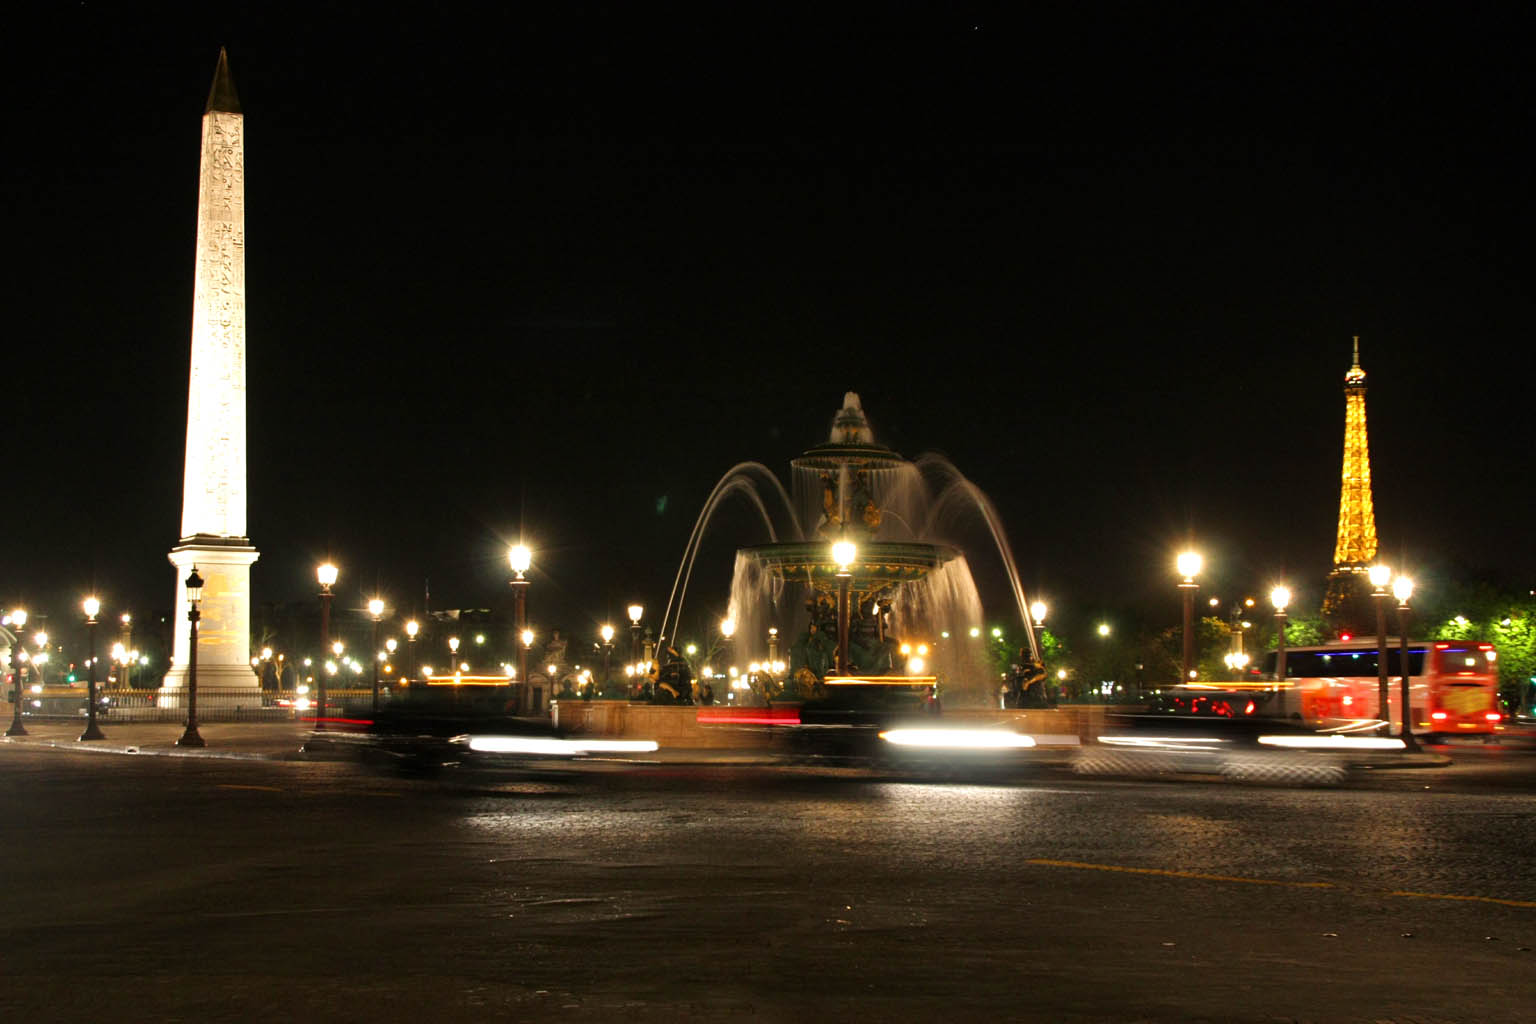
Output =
[{"x1": 739, "y1": 540, "x2": 960, "y2": 591}]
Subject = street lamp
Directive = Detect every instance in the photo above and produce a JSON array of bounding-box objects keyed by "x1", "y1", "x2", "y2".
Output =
[
  {"x1": 832, "y1": 539, "x2": 857, "y2": 675},
  {"x1": 80, "y1": 596, "x2": 105, "y2": 741},
  {"x1": 1176, "y1": 550, "x2": 1202, "y2": 682},
  {"x1": 509, "y1": 543, "x2": 532, "y2": 713},
  {"x1": 1096, "y1": 622, "x2": 1111, "y2": 638},
  {"x1": 1030, "y1": 601, "x2": 1047, "y2": 633},
  {"x1": 6, "y1": 608, "x2": 28, "y2": 736},
  {"x1": 368, "y1": 598, "x2": 385, "y2": 716},
  {"x1": 315, "y1": 562, "x2": 338, "y2": 730},
  {"x1": 405, "y1": 619, "x2": 419, "y2": 686},
  {"x1": 1393, "y1": 575, "x2": 1420, "y2": 752},
  {"x1": 1368, "y1": 563, "x2": 1392, "y2": 730},
  {"x1": 176, "y1": 567, "x2": 206, "y2": 747},
  {"x1": 448, "y1": 636, "x2": 460, "y2": 676},
  {"x1": 1270, "y1": 585, "x2": 1290, "y2": 717},
  {"x1": 600, "y1": 624, "x2": 615, "y2": 698},
  {"x1": 627, "y1": 603, "x2": 644, "y2": 663}
]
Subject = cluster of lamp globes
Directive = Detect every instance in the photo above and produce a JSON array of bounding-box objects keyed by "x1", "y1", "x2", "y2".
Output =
[
  {"x1": 1177, "y1": 550, "x2": 1415, "y2": 683},
  {"x1": 304, "y1": 547, "x2": 658, "y2": 682},
  {"x1": 5, "y1": 601, "x2": 149, "y2": 674},
  {"x1": 1176, "y1": 549, "x2": 1413, "y2": 609}
]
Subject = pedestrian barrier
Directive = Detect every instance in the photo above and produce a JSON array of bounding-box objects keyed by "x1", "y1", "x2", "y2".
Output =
[{"x1": 9, "y1": 687, "x2": 395, "y2": 723}]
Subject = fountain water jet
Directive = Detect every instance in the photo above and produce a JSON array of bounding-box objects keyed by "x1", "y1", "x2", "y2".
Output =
[{"x1": 658, "y1": 462, "x2": 797, "y2": 653}]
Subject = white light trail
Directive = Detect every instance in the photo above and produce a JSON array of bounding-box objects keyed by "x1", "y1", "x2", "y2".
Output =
[{"x1": 878, "y1": 729, "x2": 1036, "y2": 749}]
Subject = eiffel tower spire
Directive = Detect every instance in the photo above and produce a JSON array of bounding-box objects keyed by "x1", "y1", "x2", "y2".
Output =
[
  {"x1": 1323, "y1": 337, "x2": 1380, "y2": 635},
  {"x1": 1333, "y1": 335, "x2": 1377, "y2": 565}
]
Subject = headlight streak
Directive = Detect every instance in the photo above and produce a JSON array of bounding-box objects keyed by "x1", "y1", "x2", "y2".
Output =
[
  {"x1": 1257, "y1": 735, "x2": 1405, "y2": 751},
  {"x1": 1319, "y1": 718, "x2": 1388, "y2": 734},
  {"x1": 463, "y1": 736, "x2": 659, "y2": 756},
  {"x1": 877, "y1": 728, "x2": 1036, "y2": 749},
  {"x1": 1098, "y1": 735, "x2": 1230, "y2": 751}
]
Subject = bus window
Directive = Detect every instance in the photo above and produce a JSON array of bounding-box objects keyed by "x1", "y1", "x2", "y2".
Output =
[
  {"x1": 1435, "y1": 647, "x2": 1494, "y2": 674},
  {"x1": 1263, "y1": 647, "x2": 1423, "y2": 678}
]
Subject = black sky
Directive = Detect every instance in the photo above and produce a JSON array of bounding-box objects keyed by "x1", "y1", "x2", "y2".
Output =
[{"x1": 5, "y1": 4, "x2": 1533, "y2": 650}]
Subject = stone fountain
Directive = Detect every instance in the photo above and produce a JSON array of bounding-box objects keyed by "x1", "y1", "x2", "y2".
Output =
[{"x1": 663, "y1": 392, "x2": 1039, "y2": 711}]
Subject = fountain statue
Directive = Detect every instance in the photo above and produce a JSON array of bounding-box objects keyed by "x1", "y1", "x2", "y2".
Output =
[{"x1": 660, "y1": 393, "x2": 1040, "y2": 711}]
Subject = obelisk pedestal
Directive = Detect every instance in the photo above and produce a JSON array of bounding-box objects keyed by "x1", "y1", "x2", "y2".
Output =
[{"x1": 161, "y1": 50, "x2": 260, "y2": 703}]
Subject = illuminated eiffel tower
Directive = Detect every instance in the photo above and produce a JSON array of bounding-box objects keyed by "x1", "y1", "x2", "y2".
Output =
[{"x1": 1321, "y1": 337, "x2": 1379, "y2": 635}]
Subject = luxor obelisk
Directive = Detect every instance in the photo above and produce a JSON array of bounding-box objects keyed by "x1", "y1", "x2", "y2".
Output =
[{"x1": 162, "y1": 49, "x2": 260, "y2": 698}]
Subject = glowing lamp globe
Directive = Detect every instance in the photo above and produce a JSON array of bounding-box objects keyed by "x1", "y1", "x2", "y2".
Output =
[
  {"x1": 1270, "y1": 585, "x2": 1291, "y2": 612},
  {"x1": 405, "y1": 620, "x2": 419, "y2": 639},
  {"x1": 1368, "y1": 564, "x2": 1392, "y2": 591},
  {"x1": 368, "y1": 598, "x2": 385, "y2": 619},
  {"x1": 316, "y1": 563, "x2": 339, "y2": 589},
  {"x1": 601, "y1": 624, "x2": 615, "y2": 644},
  {"x1": 83, "y1": 596, "x2": 101, "y2": 620},
  {"x1": 1030, "y1": 601, "x2": 1047, "y2": 625},
  {"x1": 1176, "y1": 551, "x2": 1202, "y2": 581},
  {"x1": 627, "y1": 604, "x2": 644, "y2": 625},
  {"x1": 832, "y1": 540, "x2": 857, "y2": 570},
  {"x1": 1392, "y1": 576, "x2": 1415, "y2": 604},
  {"x1": 509, "y1": 544, "x2": 532, "y2": 576}
]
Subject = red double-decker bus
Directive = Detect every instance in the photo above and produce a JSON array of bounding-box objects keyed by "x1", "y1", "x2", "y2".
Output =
[{"x1": 1262, "y1": 641, "x2": 1501, "y2": 740}]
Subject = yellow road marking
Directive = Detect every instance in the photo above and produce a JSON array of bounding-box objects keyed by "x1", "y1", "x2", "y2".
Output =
[
  {"x1": 1390, "y1": 890, "x2": 1536, "y2": 909},
  {"x1": 1029, "y1": 859, "x2": 1536, "y2": 908},
  {"x1": 1027, "y1": 859, "x2": 1333, "y2": 889},
  {"x1": 217, "y1": 784, "x2": 283, "y2": 792}
]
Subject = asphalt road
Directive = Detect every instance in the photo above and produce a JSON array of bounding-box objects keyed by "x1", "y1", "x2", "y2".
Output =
[{"x1": 2, "y1": 745, "x2": 1534, "y2": 1022}]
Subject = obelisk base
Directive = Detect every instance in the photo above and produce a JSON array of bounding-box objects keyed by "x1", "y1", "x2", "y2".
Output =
[{"x1": 161, "y1": 539, "x2": 260, "y2": 705}]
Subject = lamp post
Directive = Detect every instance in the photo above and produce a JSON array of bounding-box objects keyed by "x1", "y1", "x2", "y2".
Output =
[
  {"x1": 1369, "y1": 563, "x2": 1392, "y2": 730},
  {"x1": 448, "y1": 636, "x2": 460, "y2": 676},
  {"x1": 6, "y1": 608, "x2": 29, "y2": 736},
  {"x1": 1030, "y1": 601, "x2": 1047, "y2": 638},
  {"x1": 767, "y1": 626, "x2": 780, "y2": 665},
  {"x1": 600, "y1": 624, "x2": 614, "y2": 698},
  {"x1": 509, "y1": 543, "x2": 532, "y2": 713},
  {"x1": 316, "y1": 562, "x2": 338, "y2": 730},
  {"x1": 833, "y1": 540, "x2": 857, "y2": 675},
  {"x1": 1177, "y1": 551, "x2": 1202, "y2": 683},
  {"x1": 368, "y1": 598, "x2": 385, "y2": 716},
  {"x1": 1394, "y1": 575, "x2": 1420, "y2": 752},
  {"x1": 1270, "y1": 585, "x2": 1290, "y2": 718},
  {"x1": 80, "y1": 597, "x2": 105, "y2": 741},
  {"x1": 627, "y1": 604, "x2": 644, "y2": 663},
  {"x1": 405, "y1": 619, "x2": 419, "y2": 686},
  {"x1": 176, "y1": 567, "x2": 206, "y2": 747}
]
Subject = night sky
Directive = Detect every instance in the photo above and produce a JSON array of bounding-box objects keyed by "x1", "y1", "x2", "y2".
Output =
[{"x1": 5, "y1": 5, "x2": 1533, "y2": 652}]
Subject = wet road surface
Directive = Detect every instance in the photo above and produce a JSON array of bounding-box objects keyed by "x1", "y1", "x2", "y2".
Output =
[{"x1": 2, "y1": 744, "x2": 1534, "y2": 1021}]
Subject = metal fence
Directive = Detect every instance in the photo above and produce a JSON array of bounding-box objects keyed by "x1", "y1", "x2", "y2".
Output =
[{"x1": 14, "y1": 687, "x2": 398, "y2": 723}]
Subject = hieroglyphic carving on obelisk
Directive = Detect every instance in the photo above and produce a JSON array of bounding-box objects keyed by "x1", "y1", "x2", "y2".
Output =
[{"x1": 164, "y1": 49, "x2": 260, "y2": 696}]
